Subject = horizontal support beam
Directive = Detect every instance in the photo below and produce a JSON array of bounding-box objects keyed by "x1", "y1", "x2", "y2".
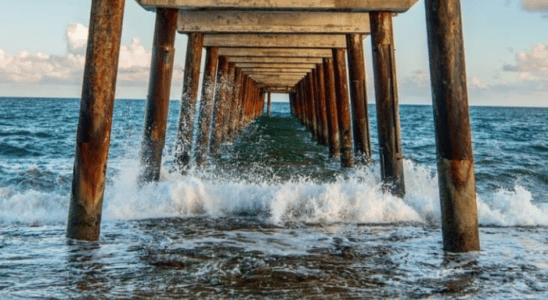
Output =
[
  {"x1": 178, "y1": 11, "x2": 370, "y2": 33},
  {"x1": 204, "y1": 34, "x2": 346, "y2": 48},
  {"x1": 240, "y1": 68, "x2": 313, "y2": 73},
  {"x1": 137, "y1": 0, "x2": 420, "y2": 13},
  {"x1": 218, "y1": 48, "x2": 332, "y2": 57},
  {"x1": 228, "y1": 57, "x2": 323, "y2": 64},
  {"x1": 242, "y1": 71, "x2": 309, "y2": 76},
  {"x1": 235, "y1": 63, "x2": 316, "y2": 69}
]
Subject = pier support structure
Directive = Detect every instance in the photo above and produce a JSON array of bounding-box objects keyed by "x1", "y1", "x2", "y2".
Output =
[
  {"x1": 140, "y1": 8, "x2": 178, "y2": 182},
  {"x1": 67, "y1": 0, "x2": 125, "y2": 241},
  {"x1": 346, "y1": 33, "x2": 372, "y2": 164},
  {"x1": 323, "y1": 57, "x2": 341, "y2": 158},
  {"x1": 175, "y1": 33, "x2": 204, "y2": 170},
  {"x1": 370, "y1": 11, "x2": 405, "y2": 197},
  {"x1": 333, "y1": 48, "x2": 354, "y2": 168},
  {"x1": 195, "y1": 47, "x2": 219, "y2": 167},
  {"x1": 425, "y1": 0, "x2": 480, "y2": 252}
]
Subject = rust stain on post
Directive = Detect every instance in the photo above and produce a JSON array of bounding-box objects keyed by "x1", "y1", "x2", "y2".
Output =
[
  {"x1": 425, "y1": 0, "x2": 480, "y2": 252},
  {"x1": 175, "y1": 33, "x2": 204, "y2": 170},
  {"x1": 346, "y1": 33, "x2": 372, "y2": 164},
  {"x1": 67, "y1": 0, "x2": 126, "y2": 241},
  {"x1": 333, "y1": 48, "x2": 354, "y2": 167},
  {"x1": 140, "y1": 8, "x2": 178, "y2": 182},
  {"x1": 370, "y1": 11, "x2": 405, "y2": 197},
  {"x1": 315, "y1": 63, "x2": 329, "y2": 146}
]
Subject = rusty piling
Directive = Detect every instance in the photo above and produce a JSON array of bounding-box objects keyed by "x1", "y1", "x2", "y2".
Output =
[
  {"x1": 140, "y1": 8, "x2": 178, "y2": 182},
  {"x1": 425, "y1": 0, "x2": 480, "y2": 252},
  {"x1": 195, "y1": 47, "x2": 219, "y2": 167},
  {"x1": 370, "y1": 11, "x2": 405, "y2": 197},
  {"x1": 67, "y1": 0, "x2": 125, "y2": 241},
  {"x1": 210, "y1": 55, "x2": 230, "y2": 155},
  {"x1": 346, "y1": 33, "x2": 372, "y2": 164},
  {"x1": 174, "y1": 33, "x2": 204, "y2": 170},
  {"x1": 323, "y1": 57, "x2": 341, "y2": 158},
  {"x1": 333, "y1": 48, "x2": 354, "y2": 168}
]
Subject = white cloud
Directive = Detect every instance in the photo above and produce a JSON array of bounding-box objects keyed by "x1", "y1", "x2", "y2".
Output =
[
  {"x1": 522, "y1": 0, "x2": 548, "y2": 11},
  {"x1": 503, "y1": 43, "x2": 548, "y2": 80},
  {"x1": 66, "y1": 22, "x2": 88, "y2": 55},
  {"x1": 0, "y1": 22, "x2": 183, "y2": 87}
]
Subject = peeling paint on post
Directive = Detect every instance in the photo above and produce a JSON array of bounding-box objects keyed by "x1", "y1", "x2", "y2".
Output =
[
  {"x1": 333, "y1": 48, "x2": 354, "y2": 168},
  {"x1": 140, "y1": 8, "x2": 178, "y2": 183},
  {"x1": 346, "y1": 33, "x2": 372, "y2": 165},
  {"x1": 174, "y1": 33, "x2": 204, "y2": 170},
  {"x1": 67, "y1": 0, "x2": 125, "y2": 241},
  {"x1": 370, "y1": 11, "x2": 405, "y2": 197},
  {"x1": 425, "y1": 0, "x2": 480, "y2": 252},
  {"x1": 195, "y1": 47, "x2": 219, "y2": 167}
]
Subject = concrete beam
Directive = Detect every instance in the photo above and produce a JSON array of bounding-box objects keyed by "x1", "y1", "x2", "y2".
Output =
[
  {"x1": 178, "y1": 11, "x2": 370, "y2": 34},
  {"x1": 218, "y1": 48, "x2": 332, "y2": 58},
  {"x1": 137, "y1": 0, "x2": 420, "y2": 13},
  {"x1": 228, "y1": 57, "x2": 323, "y2": 64},
  {"x1": 204, "y1": 34, "x2": 346, "y2": 48}
]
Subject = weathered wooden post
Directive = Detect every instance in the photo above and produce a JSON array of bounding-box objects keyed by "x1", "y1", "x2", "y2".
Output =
[
  {"x1": 315, "y1": 64, "x2": 329, "y2": 146},
  {"x1": 228, "y1": 68, "x2": 243, "y2": 141},
  {"x1": 174, "y1": 33, "x2": 204, "y2": 170},
  {"x1": 67, "y1": 0, "x2": 125, "y2": 241},
  {"x1": 195, "y1": 47, "x2": 219, "y2": 167},
  {"x1": 323, "y1": 57, "x2": 341, "y2": 158},
  {"x1": 210, "y1": 55, "x2": 230, "y2": 154},
  {"x1": 267, "y1": 92, "x2": 272, "y2": 117},
  {"x1": 346, "y1": 33, "x2": 372, "y2": 164},
  {"x1": 333, "y1": 48, "x2": 354, "y2": 168},
  {"x1": 307, "y1": 72, "x2": 318, "y2": 141},
  {"x1": 312, "y1": 68, "x2": 325, "y2": 145},
  {"x1": 221, "y1": 63, "x2": 237, "y2": 143},
  {"x1": 370, "y1": 12, "x2": 405, "y2": 197},
  {"x1": 425, "y1": 0, "x2": 480, "y2": 252},
  {"x1": 140, "y1": 8, "x2": 178, "y2": 182},
  {"x1": 289, "y1": 92, "x2": 296, "y2": 117}
]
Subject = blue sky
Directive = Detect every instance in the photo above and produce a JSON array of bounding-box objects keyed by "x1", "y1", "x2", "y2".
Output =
[{"x1": 0, "y1": 0, "x2": 547, "y2": 106}]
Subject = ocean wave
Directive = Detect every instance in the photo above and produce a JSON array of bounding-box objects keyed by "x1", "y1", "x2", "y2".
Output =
[{"x1": 2, "y1": 160, "x2": 547, "y2": 228}]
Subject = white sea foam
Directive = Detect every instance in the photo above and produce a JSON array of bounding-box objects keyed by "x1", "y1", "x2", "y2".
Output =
[{"x1": 2, "y1": 160, "x2": 548, "y2": 227}]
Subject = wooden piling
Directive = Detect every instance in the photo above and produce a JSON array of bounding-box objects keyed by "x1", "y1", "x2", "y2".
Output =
[
  {"x1": 174, "y1": 33, "x2": 204, "y2": 170},
  {"x1": 370, "y1": 11, "x2": 405, "y2": 197},
  {"x1": 307, "y1": 72, "x2": 318, "y2": 141},
  {"x1": 425, "y1": 0, "x2": 480, "y2": 252},
  {"x1": 315, "y1": 63, "x2": 329, "y2": 146},
  {"x1": 346, "y1": 33, "x2": 372, "y2": 164},
  {"x1": 140, "y1": 8, "x2": 178, "y2": 182},
  {"x1": 228, "y1": 68, "x2": 243, "y2": 141},
  {"x1": 312, "y1": 68, "x2": 325, "y2": 145},
  {"x1": 67, "y1": 0, "x2": 125, "y2": 241},
  {"x1": 221, "y1": 62, "x2": 237, "y2": 143},
  {"x1": 210, "y1": 55, "x2": 230, "y2": 154},
  {"x1": 333, "y1": 48, "x2": 354, "y2": 167},
  {"x1": 195, "y1": 47, "x2": 219, "y2": 167},
  {"x1": 267, "y1": 92, "x2": 272, "y2": 117},
  {"x1": 323, "y1": 57, "x2": 341, "y2": 158}
]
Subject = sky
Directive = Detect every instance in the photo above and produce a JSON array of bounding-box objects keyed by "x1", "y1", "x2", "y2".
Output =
[{"x1": 0, "y1": 0, "x2": 547, "y2": 107}]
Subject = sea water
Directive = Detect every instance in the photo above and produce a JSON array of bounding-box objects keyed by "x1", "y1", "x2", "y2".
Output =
[{"x1": 1, "y1": 97, "x2": 548, "y2": 299}]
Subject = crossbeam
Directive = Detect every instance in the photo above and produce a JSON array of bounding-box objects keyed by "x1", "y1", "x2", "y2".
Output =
[
  {"x1": 137, "y1": 0, "x2": 419, "y2": 13},
  {"x1": 178, "y1": 11, "x2": 370, "y2": 33},
  {"x1": 204, "y1": 34, "x2": 346, "y2": 48},
  {"x1": 218, "y1": 48, "x2": 332, "y2": 57}
]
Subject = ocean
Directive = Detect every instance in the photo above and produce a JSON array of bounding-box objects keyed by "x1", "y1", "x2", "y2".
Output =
[{"x1": 1, "y1": 97, "x2": 548, "y2": 299}]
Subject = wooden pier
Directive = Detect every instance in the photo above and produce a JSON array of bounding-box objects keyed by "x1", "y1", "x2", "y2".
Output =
[{"x1": 67, "y1": 0, "x2": 480, "y2": 253}]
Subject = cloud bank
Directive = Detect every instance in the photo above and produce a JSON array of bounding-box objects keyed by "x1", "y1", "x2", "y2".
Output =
[
  {"x1": 522, "y1": 0, "x2": 548, "y2": 11},
  {"x1": 0, "y1": 22, "x2": 183, "y2": 87}
]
